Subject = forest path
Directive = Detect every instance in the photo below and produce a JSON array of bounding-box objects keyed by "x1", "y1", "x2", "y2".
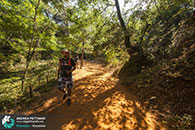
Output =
[{"x1": 24, "y1": 61, "x2": 166, "y2": 130}]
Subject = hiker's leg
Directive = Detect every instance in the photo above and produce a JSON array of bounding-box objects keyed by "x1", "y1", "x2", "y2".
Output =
[
  {"x1": 67, "y1": 83, "x2": 72, "y2": 97},
  {"x1": 58, "y1": 78, "x2": 65, "y2": 93},
  {"x1": 67, "y1": 82, "x2": 72, "y2": 105}
]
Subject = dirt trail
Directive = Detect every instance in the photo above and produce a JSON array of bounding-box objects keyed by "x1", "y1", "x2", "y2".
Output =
[{"x1": 24, "y1": 61, "x2": 166, "y2": 130}]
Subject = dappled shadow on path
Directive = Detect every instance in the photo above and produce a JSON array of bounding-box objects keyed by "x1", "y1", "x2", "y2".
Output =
[{"x1": 29, "y1": 69, "x2": 165, "y2": 130}]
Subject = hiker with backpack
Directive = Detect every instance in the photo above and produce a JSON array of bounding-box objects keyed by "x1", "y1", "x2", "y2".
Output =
[{"x1": 57, "y1": 49, "x2": 76, "y2": 105}]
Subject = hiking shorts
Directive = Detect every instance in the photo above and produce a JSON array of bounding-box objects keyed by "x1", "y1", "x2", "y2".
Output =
[{"x1": 58, "y1": 77, "x2": 73, "y2": 90}]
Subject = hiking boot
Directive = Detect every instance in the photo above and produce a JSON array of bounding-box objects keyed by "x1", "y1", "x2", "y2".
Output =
[{"x1": 67, "y1": 98, "x2": 71, "y2": 105}]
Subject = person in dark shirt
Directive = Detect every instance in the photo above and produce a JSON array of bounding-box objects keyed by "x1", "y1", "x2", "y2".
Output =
[{"x1": 57, "y1": 49, "x2": 76, "y2": 105}]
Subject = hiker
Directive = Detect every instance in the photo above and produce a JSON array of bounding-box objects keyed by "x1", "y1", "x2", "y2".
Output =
[{"x1": 57, "y1": 49, "x2": 76, "y2": 105}]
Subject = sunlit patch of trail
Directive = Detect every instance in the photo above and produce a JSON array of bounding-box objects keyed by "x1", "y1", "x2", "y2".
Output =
[
  {"x1": 24, "y1": 61, "x2": 166, "y2": 130},
  {"x1": 93, "y1": 91, "x2": 162, "y2": 130}
]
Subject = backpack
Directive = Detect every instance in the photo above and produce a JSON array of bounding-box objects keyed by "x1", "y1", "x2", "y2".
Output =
[{"x1": 60, "y1": 58, "x2": 71, "y2": 66}]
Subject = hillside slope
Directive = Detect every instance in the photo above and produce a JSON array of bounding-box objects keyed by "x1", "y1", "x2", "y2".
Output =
[{"x1": 118, "y1": 18, "x2": 195, "y2": 129}]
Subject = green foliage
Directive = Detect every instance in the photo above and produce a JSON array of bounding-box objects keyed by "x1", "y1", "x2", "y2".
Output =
[
  {"x1": 0, "y1": 0, "x2": 59, "y2": 69},
  {"x1": 0, "y1": 59, "x2": 57, "y2": 111}
]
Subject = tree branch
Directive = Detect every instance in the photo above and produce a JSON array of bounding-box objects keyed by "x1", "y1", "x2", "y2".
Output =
[
  {"x1": 2, "y1": 32, "x2": 13, "y2": 47},
  {"x1": 139, "y1": 19, "x2": 150, "y2": 45}
]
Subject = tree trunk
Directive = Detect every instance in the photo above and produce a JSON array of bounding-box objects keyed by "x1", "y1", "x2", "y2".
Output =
[
  {"x1": 114, "y1": 0, "x2": 132, "y2": 56},
  {"x1": 80, "y1": 41, "x2": 84, "y2": 68},
  {"x1": 21, "y1": 0, "x2": 40, "y2": 92},
  {"x1": 29, "y1": 86, "x2": 32, "y2": 97},
  {"x1": 21, "y1": 1, "x2": 56, "y2": 91}
]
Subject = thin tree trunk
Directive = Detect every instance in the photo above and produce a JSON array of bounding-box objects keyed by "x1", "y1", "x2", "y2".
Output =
[
  {"x1": 80, "y1": 41, "x2": 84, "y2": 68},
  {"x1": 29, "y1": 86, "x2": 32, "y2": 97},
  {"x1": 114, "y1": 0, "x2": 132, "y2": 55},
  {"x1": 27, "y1": 0, "x2": 41, "y2": 60},
  {"x1": 21, "y1": 3, "x2": 57, "y2": 92},
  {"x1": 193, "y1": 3, "x2": 195, "y2": 16},
  {"x1": 114, "y1": 0, "x2": 126, "y2": 32},
  {"x1": 22, "y1": 0, "x2": 40, "y2": 92}
]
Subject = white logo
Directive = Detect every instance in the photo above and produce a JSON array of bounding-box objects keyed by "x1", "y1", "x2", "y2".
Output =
[
  {"x1": 2, "y1": 115, "x2": 15, "y2": 128},
  {"x1": 2, "y1": 115, "x2": 10, "y2": 125}
]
